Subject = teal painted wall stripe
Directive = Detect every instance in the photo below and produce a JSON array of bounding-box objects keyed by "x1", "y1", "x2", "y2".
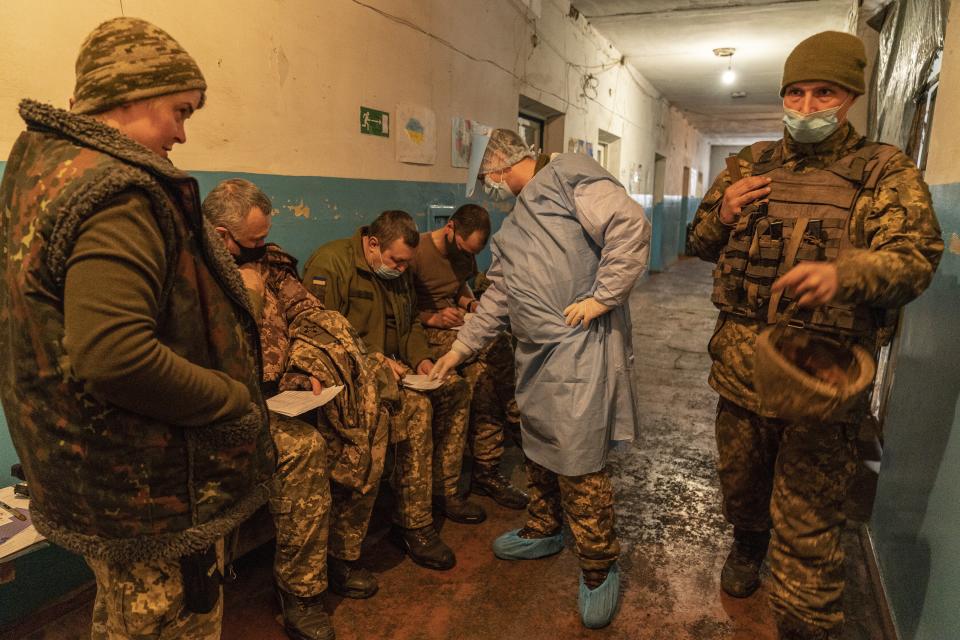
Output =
[
  {"x1": 191, "y1": 170, "x2": 508, "y2": 272},
  {"x1": 871, "y1": 181, "x2": 960, "y2": 640},
  {"x1": 649, "y1": 195, "x2": 699, "y2": 273}
]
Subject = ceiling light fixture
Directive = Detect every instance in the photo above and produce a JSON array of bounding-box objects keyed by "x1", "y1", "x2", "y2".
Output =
[{"x1": 713, "y1": 47, "x2": 736, "y2": 85}]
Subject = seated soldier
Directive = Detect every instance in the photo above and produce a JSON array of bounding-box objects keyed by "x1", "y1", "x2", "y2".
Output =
[
  {"x1": 408, "y1": 204, "x2": 528, "y2": 509},
  {"x1": 303, "y1": 210, "x2": 483, "y2": 571},
  {"x1": 204, "y1": 179, "x2": 390, "y2": 640}
]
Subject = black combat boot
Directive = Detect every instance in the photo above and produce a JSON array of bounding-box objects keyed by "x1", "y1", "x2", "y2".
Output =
[
  {"x1": 433, "y1": 494, "x2": 487, "y2": 524},
  {"x1": 471, "y1": 466, "x2": 529, "y2": 510},
  {"x1": 276, "y1": 587, "x2": 335, "y2": 640},
  {"x1": 720, "y1": 528, "x2": 770, "y2": 598},
  {"x1": 389, "y1": 524, "x2": 456, "y2": 570},
  {"x1": 776, "y1": 612, "x2": 833, "y2": 639},
  {"x1": 327, "y1": 556, "x2": 378, "y2": 599}
]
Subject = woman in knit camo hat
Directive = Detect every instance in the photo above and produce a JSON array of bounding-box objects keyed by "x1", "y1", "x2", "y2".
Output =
[{"x1": 0, "y1": 17, "x2": 273, "y2": 639}]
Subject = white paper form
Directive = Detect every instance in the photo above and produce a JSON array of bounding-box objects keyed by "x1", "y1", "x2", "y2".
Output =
[
  {"x1": 0, "y1": 486, "x2": 46, "y2": 561},
  {"x1": 266, "y1": 386, "x2": 344, "y2": 417},
  {"x1": 401, "y1": 375, "x2": 444, "y2": 392}
]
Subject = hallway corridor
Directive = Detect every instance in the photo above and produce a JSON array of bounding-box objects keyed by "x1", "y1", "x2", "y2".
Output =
[{"x1": 19, "y1": 259, "x2": 888, "y2": 640}]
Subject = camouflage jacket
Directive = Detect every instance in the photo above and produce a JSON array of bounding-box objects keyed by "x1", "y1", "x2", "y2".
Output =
[
  {"x1": 688, "y1": 124, "x2": 943, "y2": 415},
  {"x1": 0, "y1": 101, "x2": 273, "y2": 562},
  {"x1": 241, "y1": 246, "x2": 392, "y2": 493}
]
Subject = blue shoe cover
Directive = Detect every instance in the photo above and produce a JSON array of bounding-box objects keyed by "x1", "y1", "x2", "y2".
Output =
[
  {"x1": 492, "y1": 528, "x2": 564, "y2": 560},
  {"x1": 579, "y1": 564, "x2": 620, "y2": 629}
]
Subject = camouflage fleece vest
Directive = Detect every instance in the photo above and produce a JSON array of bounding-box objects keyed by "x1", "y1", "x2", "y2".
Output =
[
  {"x1": 0, "y1": 101, "x2": 273, "y2": 563},
  {"x1": 711, "y1": 139, "x2": 899, "y2": 337}
]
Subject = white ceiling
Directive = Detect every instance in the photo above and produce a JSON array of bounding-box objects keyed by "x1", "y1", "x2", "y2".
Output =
[{"x1": 576, "y1": 0, "x2": 858, "y2": 140}]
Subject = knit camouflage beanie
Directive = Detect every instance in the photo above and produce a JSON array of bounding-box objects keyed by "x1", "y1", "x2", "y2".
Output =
[
  {"x1": 71, "y1": 17, "x2": 206, "y2": 115},
  {"x1": 780, "y1": 31, "x2": 866, "y2": 96}
]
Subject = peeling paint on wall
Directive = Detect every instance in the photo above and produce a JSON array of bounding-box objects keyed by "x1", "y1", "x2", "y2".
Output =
[
  {"x1": 949, "y1": 231, "x2": 960, "y2": 255},
  {"x1": 285, "y1": 198, "x2": 311, "y2": 219}
]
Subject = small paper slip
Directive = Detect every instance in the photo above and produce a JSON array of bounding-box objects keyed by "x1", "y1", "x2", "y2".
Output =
[
  {"x1": 266, "y1": 386, "x2": 344, "y2": 417},
  {"x1": 401, "y1": 375, "x2": 444, "y2": 391}
]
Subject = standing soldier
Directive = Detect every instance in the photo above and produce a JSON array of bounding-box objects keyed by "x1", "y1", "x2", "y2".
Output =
[
  {"x1": 204, "y1": 179, "x2": 391, "y2": 640},
  {"x1": 432, "y1": 129, "x2": 651, "y2": 629},
  {"x1": 303, "y1": 211, "x2": 481, "y2": 571},
  {"x1": 408, "y1": 204, "x2": 528, "y2": 509},
  {"x1": 687, "y1": 31, "x2": 943, "y2": 640},
  {"x1": 0, "y1": 18, "x2": 273, "y2": 639}
]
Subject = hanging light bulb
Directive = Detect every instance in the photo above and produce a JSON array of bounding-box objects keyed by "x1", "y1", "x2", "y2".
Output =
[{"x1": 714, "y1": 47, "x2": 736, "y2": 86}]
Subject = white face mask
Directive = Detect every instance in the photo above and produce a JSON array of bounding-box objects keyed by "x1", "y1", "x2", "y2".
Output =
[
  {"x1": 483, "y1": 174, "x2": 514, "y2": 201},
  {"x1": 782, "y1": 99, "x2": 848, "y2": 144},
  {"x1": 372, "y1": 244, "x2": 402, "y2": 280}
]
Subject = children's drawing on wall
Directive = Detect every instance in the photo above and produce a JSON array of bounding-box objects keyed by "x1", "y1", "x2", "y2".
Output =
[
  {"x1": 451, "y1": 117, "x2": 492, "y2": 168},
  {"x1": 397, "y1": 104, "x2": 436, "y2": 165}
]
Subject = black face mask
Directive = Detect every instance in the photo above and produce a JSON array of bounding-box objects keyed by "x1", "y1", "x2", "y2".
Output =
[
  {"x1": 232, "y1": 236, "x2": 268, "y2": 265},
  {"x1": 445, "y1": 227, "x2": 471, "y2": 263}
]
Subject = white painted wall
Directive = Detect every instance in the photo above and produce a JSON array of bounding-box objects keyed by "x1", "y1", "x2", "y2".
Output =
[{"x1": 0, "y1": 0, "x2": 710, "y2": 195}]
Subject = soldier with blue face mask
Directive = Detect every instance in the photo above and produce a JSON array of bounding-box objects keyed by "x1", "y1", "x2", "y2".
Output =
[
  {"x1": 303, "y1": 210, "x2": 483, "y2": 574},
  {"x1": 687, "y1": 30, "x2": 943, "y2": 640}
]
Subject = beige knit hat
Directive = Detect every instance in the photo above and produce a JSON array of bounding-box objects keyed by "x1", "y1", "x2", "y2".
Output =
[
  {"x1": 71, "y1": 17, "x2": 206, "y2": 115},
  {"x1": 780, "y1": 31, "x2": 866, "y2": 96}
]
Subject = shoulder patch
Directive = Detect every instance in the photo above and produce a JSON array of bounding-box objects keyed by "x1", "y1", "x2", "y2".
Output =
[{"x1": 311, "y1": 275, "x2": 327, "y2": 298}]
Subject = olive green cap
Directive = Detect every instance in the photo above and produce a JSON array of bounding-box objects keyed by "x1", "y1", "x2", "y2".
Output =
[
  {"x1": 71, "y1": 17, "x2": 206, "y2": 115},
  {"x1": 780, "y1": 31, "x2": 866, "y2": 96}
]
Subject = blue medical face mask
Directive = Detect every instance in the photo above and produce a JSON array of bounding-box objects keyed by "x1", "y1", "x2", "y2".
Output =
[
  {"x1": 782, "y1": 101, "x2": 847, "y2": 144},
  {"x1": 373, "y1": 244, "x2": 402, "y2": 280},
  {"x1": 483, "y1": 173, "x2": 514, "y2": 201}
]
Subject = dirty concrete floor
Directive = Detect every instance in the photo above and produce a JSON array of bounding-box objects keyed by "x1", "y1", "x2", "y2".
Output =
[{"x1": 20, "y1": 258, "x2": 887, "y2": 640}]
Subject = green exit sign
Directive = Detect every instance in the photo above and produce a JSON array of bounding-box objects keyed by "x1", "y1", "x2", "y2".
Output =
[{"x1": 360, "y1": 107, "x2": 389, "y2": 137}]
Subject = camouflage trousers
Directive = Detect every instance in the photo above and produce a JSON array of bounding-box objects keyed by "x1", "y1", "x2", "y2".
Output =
[
  {"x1": 389, "y1": 374, "x2": 471, "y2": 525},
  {"x1": 425, "y1": 328, "x2": 520, "y2": 468},
  {"x1": 86, "y1": 540, "x2": 225, "y2": 640},
  {"x1": 524, "y1": 460, "x2": 620, "y2": 572},
  {"x1": 270, "y1": 414, "x2": 380, "y2": 597},
  {"x1": 715, "y1": 398, "x2": 858, "y2": 632}
]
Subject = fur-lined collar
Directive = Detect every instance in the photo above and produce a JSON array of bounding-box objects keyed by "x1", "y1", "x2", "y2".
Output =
[{"x1": 19, "y1": 99, "x2": 191, "y2": 182}]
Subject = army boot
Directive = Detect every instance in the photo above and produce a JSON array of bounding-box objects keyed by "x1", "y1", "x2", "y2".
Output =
[
  {"x1": 327, "y1": 556, "x2": 378, "y2": 599},
  {"x1": 433, "y1": 494, "x2": 487, "y2": 524},
  {"x1": 389, "y1": 524, "x2": 456, "y2": 570},
  {"x1": 471, "y1": 465, "x2": 529, "y2": 510},
  {"x1": 776, "y1": 613, "x2": 833, "y2": 640},
  {"x1": 721, "y1": 528, "x2": 770, "y2": 598},
  {"x1": 276, "y1": 587, "x2": 335, "y2": 640}
]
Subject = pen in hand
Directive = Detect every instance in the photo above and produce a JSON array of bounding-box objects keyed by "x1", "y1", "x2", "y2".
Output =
[{"x1": 0, "y1": 499, "x2": 27, "y2": 521}]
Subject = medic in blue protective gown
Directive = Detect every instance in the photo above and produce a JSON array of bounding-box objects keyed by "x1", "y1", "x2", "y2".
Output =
[
  {"x1": 446, "y1": 151, "x2": 650, "y2": 476},
  {"x1": 430, "y1": 131, "x2": 650, "y2": 629}
]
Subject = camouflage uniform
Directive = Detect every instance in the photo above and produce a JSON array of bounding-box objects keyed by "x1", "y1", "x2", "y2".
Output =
[
  {"x1": 87, "y1": 540, "x2": 225, "y2": 640},
  {"x1": 268, "y1": 414, "x2": 332, "y2": 595},
  {"x1": 524, "y1": 460, "x2": 619, "y2": 571},
  {"x1": 689, "y1": 123, "x2": 943, "y2": 632},
  {"x1": 390, "y1": 373, "x2": 472, "y2": 502},
  {"x1": 0, "y1": 100, "x2": 274, "y2": 638},
  {"x1": 241, "y1": 247, "x2": 390, "y2": 594},
  {"x1": 302, "y1": 229, "x2": 473, "y2": 514},
  {"x1": 425, "y1": 327, "x2": 520, "y2": 468}
]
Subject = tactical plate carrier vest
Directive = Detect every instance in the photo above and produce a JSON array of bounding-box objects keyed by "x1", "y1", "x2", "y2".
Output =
[{"x1": 711, "y1": 139, "x2": 899, "y2": 338}]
